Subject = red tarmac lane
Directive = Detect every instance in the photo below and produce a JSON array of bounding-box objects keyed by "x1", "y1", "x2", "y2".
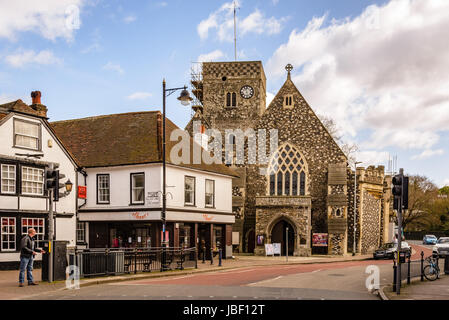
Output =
[{"x1": 129, "y1": 244, "x2": 432, "y2": 287}]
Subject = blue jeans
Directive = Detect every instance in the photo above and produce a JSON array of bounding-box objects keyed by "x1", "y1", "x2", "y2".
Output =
[{"x1": 19, "y1": 255, "x2": 34, "y2": 284}]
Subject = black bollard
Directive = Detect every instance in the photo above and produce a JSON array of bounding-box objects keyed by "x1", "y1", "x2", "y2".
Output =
[
  {"x1": 421, "y1": 251, "x2": 424, "y2": 281},
  {"x1": 202, "y1": 247, "x2": 206, "y2": 264},
  {"x1": 407, "y1": 256, "x2": 411, "y2": 284},
  {"x1": 445, "y1": 255, "x2": 449, "y2": 275},
  {"x1": 393, "y1": 263, "x2": 397, "y2": 293},
  {"x1": 219, "y1": 248, "x2": 222, "y2": 267},
  {"x1": 210, "y1": 248, "x2": 214, "y2": 265}
]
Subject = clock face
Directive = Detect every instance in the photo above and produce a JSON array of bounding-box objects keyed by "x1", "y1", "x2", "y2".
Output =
[{"x1": 240, "y1": 85, "x2": 254, "y2": 99}]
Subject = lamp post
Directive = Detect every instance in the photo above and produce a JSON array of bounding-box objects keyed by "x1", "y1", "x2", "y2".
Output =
[
  {"x1": 161, "y1": 79, "x2": 192, "y2": 271},
  {"x1": 352, "y1": 161, "x2": 362, "y2": 256}
]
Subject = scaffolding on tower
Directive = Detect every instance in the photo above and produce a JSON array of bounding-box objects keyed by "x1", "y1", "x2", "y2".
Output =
[{"x1": 190, "y1": 62, "x2": 204, "y2": 118}]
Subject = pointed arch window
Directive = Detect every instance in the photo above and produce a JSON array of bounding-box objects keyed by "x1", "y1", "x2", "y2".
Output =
[
  {"x1": 226, "y1": 92, "x2": 237, "y2": 107},
  {"x1": 267, "y1": 143, "x2": 308, "y2": 196}
]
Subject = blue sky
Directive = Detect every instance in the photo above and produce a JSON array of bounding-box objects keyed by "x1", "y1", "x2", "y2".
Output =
[{"x1": 1, "y1": 0, "x2": 448, "y2": 187}]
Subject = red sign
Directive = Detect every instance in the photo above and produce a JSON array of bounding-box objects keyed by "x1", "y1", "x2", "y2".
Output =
[
  {"x1": 78, "y1": 186, "x2": 87, "y2": 199},
  {"x1": 132, "y1": 212, "x2": 149, "y2": 220}
]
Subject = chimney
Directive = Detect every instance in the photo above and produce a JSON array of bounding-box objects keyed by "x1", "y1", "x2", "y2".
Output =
[
  {"x1": 31, "y1": 91, "x2": 41, "y2": 104},
  {"x1": 30, "y1": 90, "x2": 48, "y2": 118}
]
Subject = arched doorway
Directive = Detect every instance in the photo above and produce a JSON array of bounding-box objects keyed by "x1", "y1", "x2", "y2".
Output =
[
  {"x1": 247, "y1": 229, "x2": 255, "y2": 253},
  {"x1": 271, "y1": 220, "x2": 295, "y2": 256}
]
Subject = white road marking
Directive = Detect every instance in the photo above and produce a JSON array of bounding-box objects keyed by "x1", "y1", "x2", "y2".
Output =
[
  {"x1": 311, "y1": 269, "x2": 322, "y2": 273},
  {"x1": 247, "y1": 276, "x2": 283, "y2": 286}
]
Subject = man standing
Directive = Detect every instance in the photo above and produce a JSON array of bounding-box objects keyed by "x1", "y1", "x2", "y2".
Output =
[{"x1": 19, "y1": 228, "x2": 45, "y2": 287}]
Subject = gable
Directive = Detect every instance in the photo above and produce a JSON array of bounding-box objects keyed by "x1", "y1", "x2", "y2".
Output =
[{"x1": 259, "y1": 77, "x2": 347, "y2": 162}]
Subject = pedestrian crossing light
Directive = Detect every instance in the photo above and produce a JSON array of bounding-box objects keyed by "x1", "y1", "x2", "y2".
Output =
[{"x1": 392, "y1": 173, "x2": 409, "y2": 211}]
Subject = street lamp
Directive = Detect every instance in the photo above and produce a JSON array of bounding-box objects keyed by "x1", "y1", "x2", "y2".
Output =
[
  {"x1": 161, "y1": 79, "x2": 192, "y2": 271},
  {"x1": 352, "y1": 161, "x2": 362, "y2": 256}
]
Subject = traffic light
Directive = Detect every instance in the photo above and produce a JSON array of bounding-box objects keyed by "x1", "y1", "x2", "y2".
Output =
[
  {"x1": 392, "y1": 173, "x2": 409, "y2": 211},
  {"x1": 44, "y1": 167, "x2": 65, "y2": 202}
]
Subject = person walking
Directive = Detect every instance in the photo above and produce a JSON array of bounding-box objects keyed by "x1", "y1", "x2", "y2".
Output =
[{"x1": 19, "y1": 228, "x2": 45, "y2": 287}]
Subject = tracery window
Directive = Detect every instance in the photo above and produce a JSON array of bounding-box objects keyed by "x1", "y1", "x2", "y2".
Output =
[{"x1": 267, "y1": 143, "x2": 307, "y2": 196}]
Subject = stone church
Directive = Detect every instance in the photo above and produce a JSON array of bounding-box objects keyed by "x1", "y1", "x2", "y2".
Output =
[{"x1": 186, "y1": 61, "x2": 393, "y2": 256}]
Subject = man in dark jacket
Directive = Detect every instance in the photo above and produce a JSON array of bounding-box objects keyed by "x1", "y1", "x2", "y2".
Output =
[{"x1": 19, "y1": 228, "x2": 45, "y2": 287}]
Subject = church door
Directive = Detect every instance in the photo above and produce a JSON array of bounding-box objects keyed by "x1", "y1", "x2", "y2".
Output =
[{"x1": 271, "y1": 220, "x2": 295, "y2": 256}]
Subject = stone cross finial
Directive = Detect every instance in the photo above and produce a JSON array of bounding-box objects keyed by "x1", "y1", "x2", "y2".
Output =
[{"x1": 285, "y1": 64, "x2": 293, "y2": 79}]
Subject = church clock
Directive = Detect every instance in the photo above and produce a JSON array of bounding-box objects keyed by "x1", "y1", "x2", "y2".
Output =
[{"x1": 240, "y1": 85, "x2": 254, "y2": 99}]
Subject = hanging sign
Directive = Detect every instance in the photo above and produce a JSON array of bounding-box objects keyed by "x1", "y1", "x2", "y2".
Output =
[{"x1": 78, "y1": 186, "x2": 87, "y2": 199}]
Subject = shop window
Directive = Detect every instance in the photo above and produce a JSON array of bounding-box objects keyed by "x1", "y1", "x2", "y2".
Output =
[
  {"x1": 1, "y1": 217, "x2": 16, "y2": 251},
  {"x1": 97, "y1": 174, "x2": 110, "y2": 204},
  {"x1": 21, "y1": 166, "x2": 44, "y2": 196},
  {"x1": 21, "y1": 218, "x2": 44, "y2": 248},
  {"x1": 1, "y1": 164, "x2": 16, "y2": 194},
  {"x1": 205, "y1": 179, "x2": 215, "y2": 207},
  {"x1": 14, "y1": 119, "x2": 41, "y2": 150},
  {"x1": 212, "y1": 226, "x2": 223, "y2": 250},
  {"x1": 180, "y1": 225, "x2": 191, "y2": 248},
  {"x1": 184, "y1": 176, "x2": 195, "y2": 206},
  {"x1": 131, "y1": 173, "x2": 145, "y2": 204}
]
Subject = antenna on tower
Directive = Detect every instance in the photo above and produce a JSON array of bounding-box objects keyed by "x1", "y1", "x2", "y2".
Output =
[{"x1": 233, "y1": 0, "x2": 238, "y2": 61}]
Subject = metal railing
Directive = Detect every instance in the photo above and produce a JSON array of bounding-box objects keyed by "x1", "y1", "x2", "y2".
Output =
[
  {"x1": 393, "y1": 251, "x2": 445, "y2": 293},
  {"x1": 68, "y1": 247, "x2": 198, "y2": 278}
]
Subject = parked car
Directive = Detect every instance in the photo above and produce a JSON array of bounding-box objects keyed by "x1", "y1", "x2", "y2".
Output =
[
  {"x1": 432, "y1": 237, "x2": 449, "y2": 257},
  {"x1": 373, "y1": 242, "x2": 411, "y2": 260},
  {"x1": 423, "y1": 235, "x2": 438, "y2": 245}
]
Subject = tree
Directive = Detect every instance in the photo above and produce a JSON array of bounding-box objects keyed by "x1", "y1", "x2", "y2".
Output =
[
  {"x1": 398, "y1": 175, "x2": 439, "y2": 231},
  {"x1": 318, "y1": 114, "x2": 358, "y2": 166}
]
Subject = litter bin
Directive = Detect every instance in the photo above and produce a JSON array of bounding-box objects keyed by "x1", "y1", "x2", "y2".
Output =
[{"x1": 41, "y1": 240, "x2": 69, "y2": 281}]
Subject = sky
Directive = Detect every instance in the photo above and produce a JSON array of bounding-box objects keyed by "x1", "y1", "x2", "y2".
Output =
[{"x1": 0, "y1": 0, "x2": 448, "y2": 187}]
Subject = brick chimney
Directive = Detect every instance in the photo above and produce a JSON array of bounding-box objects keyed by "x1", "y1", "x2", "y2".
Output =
[{"x1": 30, "y1": 91, "x2": 48, "y2": 118}]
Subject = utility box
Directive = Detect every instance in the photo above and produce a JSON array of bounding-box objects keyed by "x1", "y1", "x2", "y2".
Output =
[{"x1": 42, "y1": 240, "x2": 69, "y2": 281}]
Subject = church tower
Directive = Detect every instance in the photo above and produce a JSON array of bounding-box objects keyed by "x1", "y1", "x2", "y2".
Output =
[{"x1": 198, "y1": 61, "x2": 266, "y2": 133}]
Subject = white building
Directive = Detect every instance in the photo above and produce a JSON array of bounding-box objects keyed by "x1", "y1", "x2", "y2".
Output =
[
  {"x1": 51, "y1": 111, "x2": 237, "y2": 258},
  {"x1": 0, "y1": 92, "x2": 78, "y2": 269}
]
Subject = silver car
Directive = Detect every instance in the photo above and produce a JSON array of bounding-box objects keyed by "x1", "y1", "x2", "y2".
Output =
[{"x1": 433, "y1": 237, "x2": 449, "y2": 257}]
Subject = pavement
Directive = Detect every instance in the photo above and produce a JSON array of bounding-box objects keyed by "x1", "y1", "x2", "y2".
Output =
[
  {"x1": 382, "y1": 274, "x2": 449, "y2": 300},
  {"x1": 0, "y1": 253, "x2": 374, "y2": 300}
]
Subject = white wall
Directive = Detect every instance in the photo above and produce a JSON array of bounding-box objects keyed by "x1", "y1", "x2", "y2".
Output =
[
  {"x1": 0, "y1": 114, "x2": 77, "y2": 252},
  {"x1": 82, "y1": 163, "x2": 232, "y2": 212}
]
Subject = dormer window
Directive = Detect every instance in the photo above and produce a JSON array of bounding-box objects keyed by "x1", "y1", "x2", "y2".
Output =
[
  {"x1": 283, "y1": 95, "x2": 294, "y2": 108},
  {"x1": 226, "y1": 92, "x2": 237, "y2": 108},
  {"x1": 14, "y1": 119, "x2": 41, "y2": 150}
]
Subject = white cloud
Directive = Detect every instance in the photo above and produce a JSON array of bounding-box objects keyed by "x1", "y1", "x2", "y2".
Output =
[
  {"x1": 5, "y1": 50, "x2": 62, "y2": 68},
  {"x1": 197, "y1": 1, "x2": 287, "y2": 42},
  {"x1": 355, "y1": 150, "x2": 390, "y2": 167},
  {"x1": 411, "y1": 149, "x2": 444, "y2": 160},
  {"x1": 102, "y1": 62, "x2": 124, "y2": 74},
  {"x1": 123, "y1": 15, "x2": 136, "y2": 23},
  {"x1": 272, "y1": 0, "x2": 279, "y2": 5},
  {"x1": 127, "y1": 92, "x2": 152, "y2": 100},
  {"x1": 197, "y1": 50, "x2": 225, "y2": 62},
  {"x1": 0, "y1": 0, "x2": 85, "y2": 41},
  {"x1": 266, "y1": 0, "x2": 449, "y2": 153},
  {"x1": 156, "y1": 2, "x2": 168, "y2": 7}
]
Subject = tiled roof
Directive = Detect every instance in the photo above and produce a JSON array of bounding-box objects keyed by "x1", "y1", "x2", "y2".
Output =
[
  {"x1": 50, "y1": 111, "x2": 238, "y2": 177},
  {"x1": 0, "y1": 99, "x2": 47, "y2": 118}
]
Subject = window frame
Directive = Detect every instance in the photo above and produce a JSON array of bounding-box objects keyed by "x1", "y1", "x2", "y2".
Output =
[
  {"x1": 184, "y1": 176, "x2": 196, "y2": 206},
  {"x1": 21, "y1": 166, "x2": 44, "y2": 196},
  {"x1": 1, "y1": 164, "x2": 16, "y2": 195},
  {"x1": 76, "y1": 221, "x2": 86, "y2": 243},
  {"x1": 21, "y1": 218, "x2": 45, "y2": 248},
  {"x1": 130, "y1": 172, "x2": 145, "y2": 205},
  {"x1": 225, "y1": 92, "x2": 237, "y2": 108},
  {"x1": 1, "y1": 217, "x2": 16, "y2": 252},
  {"x1": 205, "y1": 179, "x2": 215, "y2": 208},
  {"x1": 13, "y1": 118, "x2": 41, "y2": 151},
  {"x1": 96, "y1": 174, "x2": 110, "y2": 204}
]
